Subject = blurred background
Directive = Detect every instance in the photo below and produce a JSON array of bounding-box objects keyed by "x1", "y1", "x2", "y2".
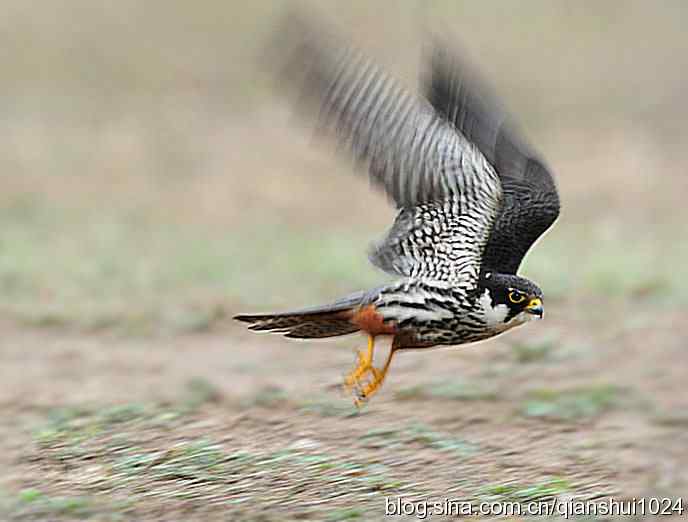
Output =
[{"x1": 1, "y1": 1, "x2": 686, "y2": 520}]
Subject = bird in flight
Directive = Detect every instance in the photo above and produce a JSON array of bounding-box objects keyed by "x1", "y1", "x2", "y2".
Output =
[{"x1": 235, "y1": 14, "x2": 560, "y2": 406}]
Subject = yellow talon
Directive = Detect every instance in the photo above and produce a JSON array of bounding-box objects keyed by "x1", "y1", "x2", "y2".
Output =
[
  {"x1": 344, "y1": 335, "x2": 375, "y2": 389},
  {"x1": 343, "y1": 336, "x2": 397, "y2": 407}
]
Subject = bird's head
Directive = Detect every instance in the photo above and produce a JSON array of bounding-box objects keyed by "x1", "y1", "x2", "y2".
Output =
[{"x1": 478, "y1": 272, "x2": 544, "y2": 327}]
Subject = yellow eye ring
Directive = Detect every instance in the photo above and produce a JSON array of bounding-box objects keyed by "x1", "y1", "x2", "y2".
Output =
[{"x1": 508, "y1": 291, "x2": 526, "y2": 304}]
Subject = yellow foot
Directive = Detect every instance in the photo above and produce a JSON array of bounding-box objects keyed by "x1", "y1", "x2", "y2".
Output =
[
  {"x1": 350, "y1": 366, "x2": 385, "y2": 407},
  {"x1": 343, "y1": 338, "x2": 397, "y2": 408},
  {"x1": 343, "y1": 350, "x2": 371, "y2": 388},
  {"x1": 343, "y1": 335, "x2": 376, "y2": 391}
]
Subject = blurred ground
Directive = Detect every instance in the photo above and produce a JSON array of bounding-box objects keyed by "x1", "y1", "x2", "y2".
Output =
[{"x1": 0, "y1": 1, "x2": 687, "y2": 520}]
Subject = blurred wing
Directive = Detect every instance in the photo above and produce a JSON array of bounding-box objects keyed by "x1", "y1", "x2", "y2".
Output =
[
  {"x1": 272, "y1": 14, "x2": 503, "y2": 282},
  {"x1": 424, "y1": 41, "x2": 560, "y2": 274}
]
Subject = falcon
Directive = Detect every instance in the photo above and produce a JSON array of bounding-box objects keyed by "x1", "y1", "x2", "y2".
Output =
[{"x1": 235, "y1": 15, "x2": 560, "y2": 405}]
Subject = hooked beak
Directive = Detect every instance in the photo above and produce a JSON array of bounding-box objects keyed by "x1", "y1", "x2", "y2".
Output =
[{"x1": 525, "y1": 297, "x2": 544, "y2": 319}]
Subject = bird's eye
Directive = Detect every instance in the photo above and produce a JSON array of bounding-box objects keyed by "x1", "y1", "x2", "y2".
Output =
[{"x1": 508, "y1": 290, "x2": 526, "y2": 304}]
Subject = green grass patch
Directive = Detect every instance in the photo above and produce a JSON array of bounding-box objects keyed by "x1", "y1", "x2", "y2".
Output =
[
  {"x1": 360, "y1": 423, "x2": 479, "y2": 456},
  {"x1": 9, "y1": 489, "x2": 131, "y2": 520},
  {"x1": 394, "y1": 380, "x2": 499, "y2": 402},
  {"x1": 326, "y1": 507, "x2": 366, "y2": 520},
  {"x1": 34, "y1": 379, "x2": 221, "y2": 450},
  {"x1": 479, "y1": 477, "x2": 572, "y2": 502},
  {"x1": 360, "y1": 428, "x2": 402, "y2": 440},
  {"x1": 109, "y1": 446, "x2": 404, "y2": 502},
  {"x1": 510, "y1": 335, "x2": 559, "y2": 363},
  {"x1": 520, "y1": 384, "x2": 624, "y2": 421},
  {"x1": 113, "y1": 439, "x2": 227, "y2": 483},
  {"x1": 181, "y1": 377, "x2": 222, "y2": 412},
  {"x1": 242, "y1": 385, "x2": 290, "y2": 409},
  {"x1": 29, "y1": 391, "x2": 410, "y2": 506},
  {"x1": 359, "y1": 428, "x2": 404, "y2": 449},
  {"x1": 405, "y1": 424, "x2": 479, "y2": 456},
  {"x1": 298, "y1": 398, "x2": 361, "y2": 418}
]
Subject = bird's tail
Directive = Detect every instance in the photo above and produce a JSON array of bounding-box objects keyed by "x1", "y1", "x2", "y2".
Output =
[{"x1": 234, "y1": 291, "x2": 368, "y2": 339}]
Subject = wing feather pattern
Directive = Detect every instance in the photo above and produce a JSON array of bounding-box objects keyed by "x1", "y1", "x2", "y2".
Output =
[
  {"x1": 423, "y1": 42, "x2": 560, "y2": 274},
  {"x1": 271, "y1": 14, "x2": 503, "y2": 283}
]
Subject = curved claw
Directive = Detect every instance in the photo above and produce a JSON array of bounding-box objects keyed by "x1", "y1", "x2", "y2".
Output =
[
  {"x1": 345, "y1": 344, "x2": 397, "y2": 407},
  {"x1": 343, "y1": 336, "x2": 376, "y2": 391},
  {"x1": 344, "y1": 350, "x2": 370, "y2": 389},
  {"x1": 346, "y1": 363, "x2": 387, "y2": 407}
]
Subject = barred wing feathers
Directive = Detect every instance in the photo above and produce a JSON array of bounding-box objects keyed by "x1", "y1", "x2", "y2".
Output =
[
  {"x1": 274, "y1": 15, "x2": 502, "y2": 283},
  {"x1": 423, "y1": 42, "x2": 560, "y2": 274}
]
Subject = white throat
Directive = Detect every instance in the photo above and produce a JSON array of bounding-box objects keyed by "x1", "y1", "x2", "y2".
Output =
[
  {"x1": 478, "y1": 289, "x2": 535, "y2": 333},
  {"x1": 478, "y1": 289, "x2": 508, "y2": 326}
]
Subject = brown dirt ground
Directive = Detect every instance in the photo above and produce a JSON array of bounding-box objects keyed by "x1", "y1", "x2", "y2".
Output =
[{"x1": 1, "y1": 296, "x2": 686, "y2": 520}]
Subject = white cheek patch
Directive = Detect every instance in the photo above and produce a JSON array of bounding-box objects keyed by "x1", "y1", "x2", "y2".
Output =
[
  {"x1": 478, "y1": 290, "x2": 509, "y2": 326},
  {"x1": 512, "y1": 311, "x2": 532, "y2": 325}
]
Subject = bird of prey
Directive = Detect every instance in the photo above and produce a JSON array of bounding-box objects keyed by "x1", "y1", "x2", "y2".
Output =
[{"x1": 235, "y1": 15, "x2": 560, "y2": 405}]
